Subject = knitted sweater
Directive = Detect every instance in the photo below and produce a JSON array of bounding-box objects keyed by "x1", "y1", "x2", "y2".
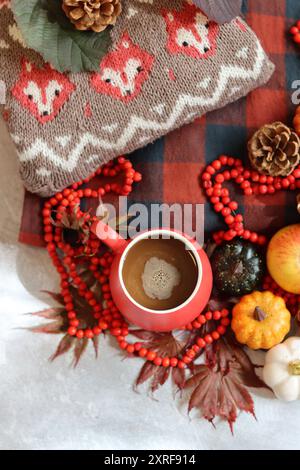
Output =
[{"x1": 0, "y1": 0, "x2": 274, "y2": 196}]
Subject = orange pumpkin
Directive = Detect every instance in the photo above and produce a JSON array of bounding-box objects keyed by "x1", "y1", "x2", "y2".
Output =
[{"x1": 232, "y1": 291, "x2": 291, "y2": 350}]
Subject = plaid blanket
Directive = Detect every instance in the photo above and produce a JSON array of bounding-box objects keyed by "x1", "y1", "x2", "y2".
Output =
[{"x1": 19, "y1": 0, "x2": 300, "y2": 247}]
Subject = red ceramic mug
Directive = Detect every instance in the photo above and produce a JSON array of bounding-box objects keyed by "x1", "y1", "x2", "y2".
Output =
[{"x1": 92, "y1": 221, "x2": 213, "y2": 331}]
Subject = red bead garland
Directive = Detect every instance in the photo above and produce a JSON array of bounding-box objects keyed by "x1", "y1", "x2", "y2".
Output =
[
  {"x1": 202, "y1": 154, "x2": 300, "y2": 316},
  {"x1": 43, "y1": 157, "x2": 141, "y2": 342},
  {"x1": 43, "y1": 156, "x2": 229, "y2": 369},
  {"x1": 117, "y1": 308, "x2": 230, "y2": 368},
  {"x1": 202, "y1": 155, "x2": 300, "y2": 246},
  {"x1": 290, "y1": 22, "x2": 300, "y2": 45}
]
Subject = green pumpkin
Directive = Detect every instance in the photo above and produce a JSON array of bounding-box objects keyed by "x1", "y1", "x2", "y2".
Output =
[{"x1": 211, "y1": 239, "x2": 265, "y2": 296}]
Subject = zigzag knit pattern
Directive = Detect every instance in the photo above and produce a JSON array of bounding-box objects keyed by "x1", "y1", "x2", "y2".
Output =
[{"x1": 0, "y1": 0, "x2": 274, "y2": 196}]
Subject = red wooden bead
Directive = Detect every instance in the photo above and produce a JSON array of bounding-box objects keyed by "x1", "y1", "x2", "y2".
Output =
[
  {"x1": 198, "y1": 315, "x2": 206, "y2": 325},
  {"x1": 293, "y1": 169, "x2": 300, "y2": 178},
  {"x1": 282, "y1": 178, "x2": 290, "y2": 188},
  {"x1": 228, "y1": 201, "x2": 238, "y2": 210},
  {"x1": 139, "y1": 348, "x2": 148, "y2": 358},
  {"x1": 259, "y1": 185, "x2": 268, "y2": 195},
  {"x1": 212, "y1": 160, "x2": 222, "y2": 170},
  {"x1": 244, "y1": 188, "x2": 253, "y2": 196},
  {"x1": 225, "y1": 215, "x2": 235, "y2": 225},
  {"x1": 206, "y1": 165, "x2": 215, "y2": 175},
  {"x1": 214, "y1": 203, "x2": 224, "y2": 212},
  {"x1": 221, "y1": 309, "x2": 229, "y2": 317},
  {"x1": 93, "y1": 327, "x2": 102, "y2": 335},
  {"x1": 68, "y1": 326, "x2": 77, "y2": 336},
  {"x1": 147, "y1": 351, "x2": 156, "y2": 361},
  {"x1": 212, "y1": 331, "x2": 220, "y2": 340},
  {"x1": 204, "y1": 334, "x2": 213, "y2": 344},
  {"x1": 213, "y1": 310, "x2": 221, "y2": 320},
  {"x1": 183, "y1": 356, "x2": 192, "y2": 364},
  {"x1": 217, "y1": 325, "x2": 226, "y2": 335},
  {"x1": 170, "y1": 357, "x2": 178, "y2": 367},
  {"x1": 291, "y1": 26, "x2": 299, "y2": 35},
  {"x1": 162, "y1": 357, "x2": 170, "y2": 367},
  {"x1": 205, "y1": 311, "x2": 212, "y2": 320},
  {"x1": 85, "y1": 329, "x2": 94, "y2": 339},
  {"x1": 250, "y1": 232, "x2": 258, "y2": 243},
  {"x1": 243, "y1": 230, "x2": 251, "y2": 239},
  {"x1": 186, "y1": 349, "x2": 195, "y2": 359},
  {"x1": 221, "y1": 207, "x2": 231, "y2": 217},
  {"x1": 196, "y1": 338, "x2": 206, "y2": 348},
  {"x1": 202, "y1": 172, "x2": 211, "y2": 181},
  {"x1": 154, "y1": 357, "x2": 162, "y2": 366},
  {"x1": 259, "y1": 175, "x2": 267, "y2": 183},
  {"x1": 219, "y1": 155, "x2": 228, "y2": 165}
]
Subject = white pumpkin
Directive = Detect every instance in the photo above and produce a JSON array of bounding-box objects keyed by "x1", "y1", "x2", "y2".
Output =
[{"x1": 263, "y1": 337, "x2": 300, "y2": 402}]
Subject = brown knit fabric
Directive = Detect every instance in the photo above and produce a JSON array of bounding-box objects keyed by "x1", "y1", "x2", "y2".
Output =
[{"x1": 0, "y1": 1, "x2": 274, "y2": 196}]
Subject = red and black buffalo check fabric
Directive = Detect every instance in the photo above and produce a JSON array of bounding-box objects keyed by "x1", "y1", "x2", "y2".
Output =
[{"x1": 19, "y1": 0, "x2": 300, "y2": 247}]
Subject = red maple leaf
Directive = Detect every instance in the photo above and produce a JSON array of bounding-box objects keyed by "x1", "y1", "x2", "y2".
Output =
[
  {"x1": 184, "y1": 332, "x2": 267, "y2": 432},
  {"x1": 27, "y1": 288, "x2": 101, "y2": 366},
  {"x1": 133, "y1": 330, "x2": 194, "y2": 393}
]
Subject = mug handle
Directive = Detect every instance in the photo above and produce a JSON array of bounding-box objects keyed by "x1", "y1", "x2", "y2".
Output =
[{"x1": 91, "y1": 220, "x2": 128, "y2": 252}]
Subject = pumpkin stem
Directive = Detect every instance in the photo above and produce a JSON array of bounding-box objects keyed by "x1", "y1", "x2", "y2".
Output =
[
  {"x1": 288, "y1": 360, "x2": 300, "y2": 376},
  {"x1": 232, "y1": 261, "x2": 244, "y2": 276},
  {"x1": 254, "y1": 306, "x2": 267, "y2": 321}
]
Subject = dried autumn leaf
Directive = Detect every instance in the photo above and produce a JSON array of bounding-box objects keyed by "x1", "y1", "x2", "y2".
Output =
[
  {"x1": 133, "y1": 330, "x2": 192, "y2": 393},
  {"x1": 172, "y1": 366, "x2": 186, "y2": 391},
  {"x1": 135, "y1": 362, "x2": 171, "y2": 394},
  {"x1": 131, "y1": 330, "x2": 185, "y2": 357},
  {"x1": 50, "y1": 334, "x2": 76, "y2": 361},
  {"x1": 184, "y1": 333, "x2": 267, "y2": 432},
  {"x1": 52, "y1": 204, "x2": 92, "y2": 247},
  {"x1": 73, "y1": 337, "x2": 89, "y2": 368},
  {"x1": 28, "y1": 306, "x2": 64, "y2": 319},
  {"x1": 29, "y1": 319, "x2": 64, "y2": 334},
  {"x1": 27, "y1": 289, "x2": 101, "y2": 366},
  {"x1": 42, "y1": 290, "x2": 64, "y2": 305},
  {"x1": 92, "y1": 335, "x2": 100, "y2": 358}
]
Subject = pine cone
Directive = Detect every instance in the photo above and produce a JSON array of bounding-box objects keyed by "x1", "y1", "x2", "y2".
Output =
[
  {"x1": 62, "y1": 0, "x2": 122, "y2": 33},
  {"x1": 248, "y1": 122, "x2": 300, "y2": 176}
]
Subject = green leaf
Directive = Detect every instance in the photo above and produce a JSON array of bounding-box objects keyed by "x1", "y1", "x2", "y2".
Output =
[{"x1": 11, "y1": 0, "x2": 112, "y2": 72}]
